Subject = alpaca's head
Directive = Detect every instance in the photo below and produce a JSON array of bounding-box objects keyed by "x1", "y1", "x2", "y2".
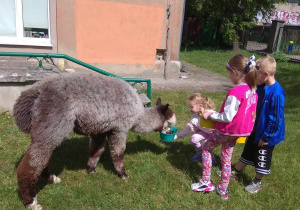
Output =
[{"x1": 154, "y1": 98, "x2": 176, "y2": 132}]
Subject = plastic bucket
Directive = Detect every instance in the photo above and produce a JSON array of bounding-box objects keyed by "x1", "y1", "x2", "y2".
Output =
[
  {"x1": 236, "y1": 137, "x2": 247, "y2": 143},
  {"x1": 160, "y1": 126, "x2": 178, "y2": 142}
]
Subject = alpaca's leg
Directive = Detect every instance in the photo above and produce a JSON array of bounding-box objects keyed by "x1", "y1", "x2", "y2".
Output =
[
  {"x1": 87, "y1": 133, "x2": 107, "y2": 173},
  {"x1": 107, "y1": 131, "x2": 128, "y2": 179},
  {"x1": 41, "y1": 163, "x2": 61, "y2": 184},
  {"x1": 17, "y1": 142, "x2": 55, "y2": 207}
]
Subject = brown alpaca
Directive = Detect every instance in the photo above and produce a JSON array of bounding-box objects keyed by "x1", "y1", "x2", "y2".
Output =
[{"x1": 13, "y1": 74, "x2": 176, "y2": 209}]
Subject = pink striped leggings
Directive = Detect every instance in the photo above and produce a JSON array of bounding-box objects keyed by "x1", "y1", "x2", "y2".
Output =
[{"x1": 200, "y1": 130, "x2": 237, "y2": 192}]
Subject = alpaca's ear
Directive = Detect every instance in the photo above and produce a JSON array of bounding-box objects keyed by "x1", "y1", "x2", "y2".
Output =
[
  {"x1": 162, "y1": 104, "x2": 169, "y2": 115},
  {"x1": 156, "y1": 98, "x2": 162, "y2": 106}
]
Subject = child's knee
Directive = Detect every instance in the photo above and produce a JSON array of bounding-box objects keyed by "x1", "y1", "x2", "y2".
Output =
[{"x1": 190, "y1": 134, "x2": 201, "y2": 144}]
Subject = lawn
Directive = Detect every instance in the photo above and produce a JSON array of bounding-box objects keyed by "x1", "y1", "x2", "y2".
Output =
[{"x1": 1, "y1": 48, "x2": 299, "y2": 209}]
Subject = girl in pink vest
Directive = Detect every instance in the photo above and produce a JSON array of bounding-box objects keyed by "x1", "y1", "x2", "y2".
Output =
[{"x1": 190, "y1": 54, "x2": 258, "y2": 201}]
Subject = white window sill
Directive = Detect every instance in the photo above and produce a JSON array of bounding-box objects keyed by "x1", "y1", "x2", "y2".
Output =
[{"x1": 0, "y1": 37, "x2": 52, "y2": 47}]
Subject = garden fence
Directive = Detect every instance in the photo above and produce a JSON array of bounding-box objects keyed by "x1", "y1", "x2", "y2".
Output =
[{"x1": 276, "y1": 26, "x2": 300, "y2": 59}]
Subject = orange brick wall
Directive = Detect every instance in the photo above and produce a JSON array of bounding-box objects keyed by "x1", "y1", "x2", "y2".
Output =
[{"x1": 75, "y1": 0, "x2": 164, "y2": 66}]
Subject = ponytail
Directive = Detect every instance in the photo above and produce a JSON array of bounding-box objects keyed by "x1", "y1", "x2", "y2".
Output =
[{"x1": 244, "y1": 55, "x2": 258, "y2": 90}]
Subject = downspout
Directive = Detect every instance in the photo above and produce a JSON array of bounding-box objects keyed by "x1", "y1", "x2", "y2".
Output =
[
  {"x1": 164, "y1": 1, "x2": 171, "y2": 79},
  {"x1": 178, "y1": 0, "x2": 186, "y2": 60}
]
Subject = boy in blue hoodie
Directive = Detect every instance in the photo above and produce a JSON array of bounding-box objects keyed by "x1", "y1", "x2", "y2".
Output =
[{"x1": 231, "y1": 55, "x2": 285, "y2": 193}]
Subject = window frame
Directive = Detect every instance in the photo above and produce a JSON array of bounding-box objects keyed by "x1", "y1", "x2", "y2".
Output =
[{"x1": 0, "y1": 0, "x2": 52, "y2": 47}]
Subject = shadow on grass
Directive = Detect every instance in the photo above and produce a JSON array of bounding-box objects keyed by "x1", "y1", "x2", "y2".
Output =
[
  {"x1": 14, "y1": 134, "x2": 168, "y2": 200},
  {"x1": 159, "y1": 140, "x2": 209, "y2": 182},
  {"x1": 161, "y1": 140, "x2": 253, "y2": 186},
  {"x1": 16, "y1": 134, "x2": 253, "y2": 200}
]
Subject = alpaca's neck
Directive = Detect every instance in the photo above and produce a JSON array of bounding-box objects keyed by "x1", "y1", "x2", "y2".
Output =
[{"x1": 131, "y1": 108, "x2": 162, "y2": 133}]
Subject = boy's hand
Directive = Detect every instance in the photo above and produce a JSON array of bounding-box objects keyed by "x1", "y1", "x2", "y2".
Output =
[
  {"x1": 258, "y1": 139, "x2": 268, "y2": 147},
  {"x1": 202, "y1": 111, "x2": 211, "y2": 120}
]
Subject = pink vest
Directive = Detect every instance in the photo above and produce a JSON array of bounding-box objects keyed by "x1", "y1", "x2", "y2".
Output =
[{"x1": 215, "y1": 84, "x2": 257, "y2": 136}]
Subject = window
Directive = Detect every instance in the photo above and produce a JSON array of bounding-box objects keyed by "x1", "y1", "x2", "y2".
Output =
[{"x1": 0, "y1": 0, "x2": 51, "y2": 46}]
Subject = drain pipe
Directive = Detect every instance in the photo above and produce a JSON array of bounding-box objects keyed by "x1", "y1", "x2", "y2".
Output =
[
  {"x1": 164, "y1": 1, "x2": 171, "y2": 79},
  {"x1": 178, "y1": 0, "x2": 186, "y2": 61}
]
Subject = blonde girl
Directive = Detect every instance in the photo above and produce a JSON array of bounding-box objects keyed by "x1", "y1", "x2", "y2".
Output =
[
  {"x1": 191, "y1": 54, "x2": 258, "y2": 201},
  {"x1": 174, "y1": 93, "x2": 216, "y2": 163}
]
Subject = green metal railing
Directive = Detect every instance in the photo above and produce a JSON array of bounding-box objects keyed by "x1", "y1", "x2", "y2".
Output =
[{"x1": 0, "y1": 52, "x2": 151, "y2": 106}]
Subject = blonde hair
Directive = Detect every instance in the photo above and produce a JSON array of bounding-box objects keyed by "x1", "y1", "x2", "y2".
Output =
[
  {"x1": 188, "y1": 93, "x2": 215, "y2": 110},
  {"x1": 227, "y1": 54, "x2": 257, "y2": 90},
  {"x1": 256, "y1": 54, "x2": 276, "y2": 76}
]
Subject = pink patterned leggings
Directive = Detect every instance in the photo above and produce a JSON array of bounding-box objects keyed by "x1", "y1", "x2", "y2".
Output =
[{"x1": 200, "y1": 130, "x2": 237, "y2": 192}]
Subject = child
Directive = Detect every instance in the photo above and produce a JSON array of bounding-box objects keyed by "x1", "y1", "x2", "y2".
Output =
[
  {"x1": 174, "y1": 93, "x2": 216, "y2": 164},
  {"x1": 232, "y1": 55, "x2": 285, "y2": 194},
  {"x1": 190, "y1": 54, "x2": 258, "y2": 201}
]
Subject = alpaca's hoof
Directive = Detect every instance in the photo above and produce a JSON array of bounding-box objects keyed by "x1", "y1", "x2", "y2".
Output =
[
  {"x1": 52, "y1": 175, "x2": 61, "y2": 184},
  {"x1": 119, "y1": 173, "x2": 129, "y2": 179},
  {"x1": 87, "y1": 168, "x2": 96, "y2": 174},
  {"x1": 26, "y1": 197, "x2": 42, "y2": 210},
  {"x1": 27, "y1": 204, "x2": 42, "y2": 210}
]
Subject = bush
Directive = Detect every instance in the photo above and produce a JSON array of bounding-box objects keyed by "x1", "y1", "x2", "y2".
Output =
[{"x1": 271, "y1": 51, "x2": 289, "y2": 62}]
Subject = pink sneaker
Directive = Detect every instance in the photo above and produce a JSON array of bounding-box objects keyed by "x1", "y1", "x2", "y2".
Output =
[
  {"x1": 191, "y1": 179, "x2": 215, "y2": 192},
  {"x1": 216, "y1": 186, "x2": 229, "y2": 201}
]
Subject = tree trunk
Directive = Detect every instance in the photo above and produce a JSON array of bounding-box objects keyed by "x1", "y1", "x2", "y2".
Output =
[{"x1": 233, "y1": 37, "x2": 240, "y2": 52}]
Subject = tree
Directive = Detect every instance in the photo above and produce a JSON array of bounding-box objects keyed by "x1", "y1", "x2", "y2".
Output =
[{"x1": 185, "y1": 0, "x2": 286, "y2": 49}]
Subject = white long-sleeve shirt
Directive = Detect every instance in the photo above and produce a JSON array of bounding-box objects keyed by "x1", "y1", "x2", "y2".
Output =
[
  {"x1": 210, "y1": 95, "x2": 240, "y2": 123},
  {"x1": 175, "y1": 110, "x2": 215, "y2": 140}
]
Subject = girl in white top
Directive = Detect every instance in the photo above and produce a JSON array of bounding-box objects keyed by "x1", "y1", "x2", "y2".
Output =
[{"x1": 174, "y1": 93, "x2": 216, "y2": 162}]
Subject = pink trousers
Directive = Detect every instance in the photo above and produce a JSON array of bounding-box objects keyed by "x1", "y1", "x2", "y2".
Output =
[
  {"x1": 190, "y1": 131, "x2": 210, "y2": 152},
  {"x1": 200, "y1": 130, "x2": 237, "y2": 191}
]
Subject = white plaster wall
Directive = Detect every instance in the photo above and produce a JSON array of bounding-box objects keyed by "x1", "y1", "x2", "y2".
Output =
[{"x1": 0, "y1": 85, "x2": 32, "y2": 113}]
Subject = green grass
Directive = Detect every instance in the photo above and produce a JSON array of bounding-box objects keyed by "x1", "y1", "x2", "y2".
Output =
[
  {"x1": 1, "y1": 48, "x2": 300, "y2": 209},
  {"x1": 180, "y1": 46, "x2": 262, "y2": 77}
]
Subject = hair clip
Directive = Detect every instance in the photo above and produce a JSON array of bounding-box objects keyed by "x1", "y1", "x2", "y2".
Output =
[
  {"x1": 226, "y1": 63, "x2": 234, "y2": 71},
  {"x1": 245, "y1": 55, "x2": 256, "y2": 73}
]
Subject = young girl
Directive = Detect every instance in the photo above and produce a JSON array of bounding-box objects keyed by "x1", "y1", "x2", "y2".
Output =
[
  {"x1": 174, "y1": 93, "x2": 216, "y2": 164},
  {"x1": 190, "y1": 55, "x2": 258, "y2": 201}
]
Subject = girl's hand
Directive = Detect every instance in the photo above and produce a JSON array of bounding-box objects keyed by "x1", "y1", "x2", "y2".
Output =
[
  {"x1": 199, "y1": 107, "x2": 205, "y2": 114},
  {"x1": 202, "y1": 111, "x2": 211, "y2": 120},
  {"x1": 191, "y1": 124, "x2": 201, "y2": 132},
  {"x1": 188, "y1": 123, "x2": 200, "y2": 132},
  {"x1": 258, "y1": 139, "x2": 268, "y2": 147}
]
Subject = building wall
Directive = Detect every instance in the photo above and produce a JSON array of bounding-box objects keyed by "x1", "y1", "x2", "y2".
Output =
[
  {"x1": 75, "y1": 0, "x2": 164, "y2": 66},
  {"x1": 0, "y1": 0, "x2": 185, "y2": 75},
  {"x1": 256, "y1": 3, "x2": 300, "y2": 25}
]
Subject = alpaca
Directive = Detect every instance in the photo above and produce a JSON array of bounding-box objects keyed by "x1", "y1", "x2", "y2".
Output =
[{"x1": 13, "y1": 73, "x2": 176, "y2": 209}]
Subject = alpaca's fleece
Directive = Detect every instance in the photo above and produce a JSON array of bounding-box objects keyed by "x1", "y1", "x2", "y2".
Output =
[
  {"x1": 14, "y1": 73, "x2": 144, "y2": 136},
  {"x1": 13, "y1": 73, "x2": 175, "y2": 208}
]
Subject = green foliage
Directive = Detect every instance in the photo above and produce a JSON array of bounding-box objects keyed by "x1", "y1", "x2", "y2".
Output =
[
  {"x1": 184, "y1": 0, "x2": 203, "y2": 17},
  {"x1": 184, "y1": 0, "x2": 286, "y2": 46},
  {"x1": 220, "y1": 21, "x2": 238, "y2": 45},
  {"x1": 271, "y1": 51, "x2": 290, "y2": 62}
]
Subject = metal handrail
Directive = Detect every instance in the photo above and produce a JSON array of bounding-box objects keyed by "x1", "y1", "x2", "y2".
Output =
[{"x1": 0, "y1": 52, "x2": 151, "y2": 106}]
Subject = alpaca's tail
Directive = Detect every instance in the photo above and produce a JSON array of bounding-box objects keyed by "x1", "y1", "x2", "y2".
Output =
[{"x1": 13, "y1": 87, "x2": 40, "y2": 133}]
